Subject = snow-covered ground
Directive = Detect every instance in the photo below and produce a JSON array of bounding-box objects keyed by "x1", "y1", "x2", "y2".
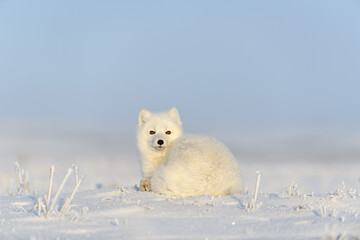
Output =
[
  {"x1": 1, "y1": 185, "x2": 360, "y2": 240},
  {"x1": 1, "y1": 130, "x2": 360, "y2": 239}
]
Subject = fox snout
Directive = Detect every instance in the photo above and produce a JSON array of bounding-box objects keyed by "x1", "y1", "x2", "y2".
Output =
[{"x1": 153, "y1": 137, "x2": 167, "y2": 151}]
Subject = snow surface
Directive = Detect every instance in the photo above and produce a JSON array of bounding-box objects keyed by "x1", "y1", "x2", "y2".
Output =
[
  {"x1": 1, "y1": 132, "x2": 360, "y2": 239},
  {"x1": 1, "y1": 184, "x2": 360, "y2": 240}
]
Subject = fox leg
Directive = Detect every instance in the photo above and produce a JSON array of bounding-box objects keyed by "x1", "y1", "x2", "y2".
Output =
[{"x1": 140, "y1": 177, "x2": 151, "y2": 192}]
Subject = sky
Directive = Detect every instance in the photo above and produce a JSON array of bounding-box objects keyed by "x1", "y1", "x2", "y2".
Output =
[{"x1": 1, "y1": 0, "x2": 360, "y2": 134}]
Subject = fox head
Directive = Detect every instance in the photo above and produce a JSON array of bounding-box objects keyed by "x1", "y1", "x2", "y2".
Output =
[{"x1": 137, "y1": 107, "x2": 183, "y2": 153}]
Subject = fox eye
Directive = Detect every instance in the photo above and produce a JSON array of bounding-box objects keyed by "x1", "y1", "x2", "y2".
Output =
[
  {"x1": 165, "y1": 130, "x2": 171, "y2": 135},
  {"x1": 149, "y1": 130, "x2": 156, "y2": 135}
]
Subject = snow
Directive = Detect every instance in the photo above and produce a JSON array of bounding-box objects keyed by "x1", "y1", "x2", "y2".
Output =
[
  {"x1": 1, "y1": 133, "x2": 360, "y2": 239},
  {"x1": 1, "y1": 185, "x2": 360, "y2": 239}
]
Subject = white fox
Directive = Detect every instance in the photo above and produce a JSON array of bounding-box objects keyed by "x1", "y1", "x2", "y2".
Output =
[{"x1": 137, "y1": 107, "x2": 243, "y2": 197}]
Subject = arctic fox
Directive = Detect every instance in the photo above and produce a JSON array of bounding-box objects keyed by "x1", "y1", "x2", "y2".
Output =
[{"x1": 137, "y1": 107, "x2": 243, "y2": 197}]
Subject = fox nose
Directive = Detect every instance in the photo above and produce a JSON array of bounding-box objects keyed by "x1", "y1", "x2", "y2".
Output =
[{"x1": 157, "y1": 139, "x2": 164, "y2": 146}]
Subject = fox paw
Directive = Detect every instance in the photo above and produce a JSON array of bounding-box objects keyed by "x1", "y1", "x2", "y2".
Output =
[{"x1": 140, "y1": 178, "x2": 151, "y2": 192}]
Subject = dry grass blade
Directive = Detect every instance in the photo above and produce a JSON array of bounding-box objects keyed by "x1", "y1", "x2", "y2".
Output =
[
  {"x1": 246, "y1": 170, "x2": 262, "y2": 211},
  {"x1": 60, "y1": 175, "x2": 84, "y2": 215},
  {"x1": 46, "y1": 165, "x2": 55, "y2": 211},
  {"x1": 46, "y1": 168, "x2": 73, "y2": 218}
]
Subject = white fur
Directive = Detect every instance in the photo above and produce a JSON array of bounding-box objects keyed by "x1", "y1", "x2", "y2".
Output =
[{"x1": 137, "y1": 107, "x2": 243, "y2": 197}]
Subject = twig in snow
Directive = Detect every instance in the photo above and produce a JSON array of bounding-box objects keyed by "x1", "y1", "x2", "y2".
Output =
[
  {"x1": 31, "y1": 164, "x2": 85, "y2": 219},
  {"x1": 41, "y1": 200, "x2": 47, "y2": 216},
  {"x1": 36, "y1": 198, "x2": 46, "y2": 216},
  {"x1": 287, "y1": 181, "x2": 301, "y2": 197},
  {"x1": 334, "y1": 182, "x2": 346, "y2": 200},
  {"x1": 37, "y1": 198, "x2": 41, "y2": 216},
  {"x1": 46, "y1": 165, "x2": 55, "y2": 211},
  {"x1": 60, "y1": 175, "x2": 84, "y2": 215},
  {"x1": 14, "y1": 162, "x2": 27, "y2": 195},
  {"x1": 253, "y1": 170, "x2": 261, "y2": 203},
  {"x1": 46, "y1": 168, "x2": 73, "y2": 218},
  {"x1": 73, "y1": 164, "x2": 79, "y2": 185},
  {"x1": 320, "y1": 204, "x2": 327, "y2": 217},
  {"x1": 14, "y1": 162, "x2": 24, "y2": 193},
  {"x1": 245, "y1": 170, "x2": 262, "y2": 211}
]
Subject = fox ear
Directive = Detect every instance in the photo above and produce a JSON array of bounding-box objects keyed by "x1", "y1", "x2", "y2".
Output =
[
  {"x1": 168, "y1": 107, "x2": 182, "y2": 125},
  {"x1": 138, "y1": 109, "x2": 151, "y2": 127}
]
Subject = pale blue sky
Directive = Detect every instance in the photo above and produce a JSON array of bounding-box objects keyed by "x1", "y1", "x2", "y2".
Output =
[{"x1": 1, "y1": 1, "x2": 360, "y2": 132}]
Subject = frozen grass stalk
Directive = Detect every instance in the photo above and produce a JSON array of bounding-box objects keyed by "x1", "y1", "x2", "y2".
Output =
[
  {"x1": 287, "y1": 181, "x2": 301, "y2": 197},
  {"x1": 41, "y1": 200, "x2": 47, "y2": 216},
  {"x1": 73, "y1": 164, "x2": 79, "y2": 185},
  {"x1": 46, "y1": 165, "x2": 55, "y2": 211},
  {"x1": 14, "y1": 162, "x2": 25, "y2": 194},
  {"x1": 60, "y1": 175, "x2": 84, "y2": 215},
  {"x1": 253, "y1": 170, "x2": 261, "y2": 203},
  {"x1": 246, "y1": 170, "x2": 261, "y2": 211},
  {"x1": 321, "y1": 204, "x2": 327, "y2": 217},
  {"x1": 46, "y1": 168, "x2": 73, "y2": 218},
  {"x1": 37, "y1": 198, "x2": 41, "y2": 216}
]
